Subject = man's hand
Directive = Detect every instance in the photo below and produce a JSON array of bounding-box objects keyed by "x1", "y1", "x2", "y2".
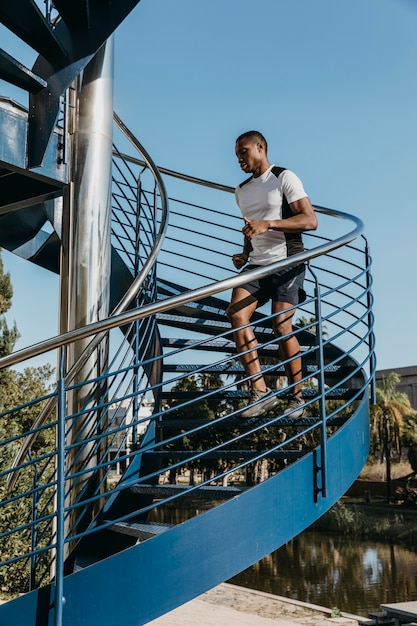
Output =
[
  {"x1": 242, "y1": 217, "x2": 269, "y2": 240},
  {"x1": 232, "y1": 252, "x2": 248, "y2": 269}
]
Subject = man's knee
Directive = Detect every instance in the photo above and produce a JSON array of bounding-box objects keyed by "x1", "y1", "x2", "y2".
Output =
[
  {"x1": 272, "y1": 317, "x2": 293, "y2": 338},
  {"x1": 225, "y1": 303, "x2": 234, "y2": 322},
  {"x1": 226, "y1": 303, "x2": 249, "y2": 327}
]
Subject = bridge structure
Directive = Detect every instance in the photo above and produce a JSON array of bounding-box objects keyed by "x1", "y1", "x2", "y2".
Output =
[{"x1": 0, "y1": 2, "x2": 376, "y2": 625}]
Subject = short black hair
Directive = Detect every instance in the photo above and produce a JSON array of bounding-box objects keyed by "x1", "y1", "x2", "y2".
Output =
[{"x1": 236, "y1": 130, "x2": 268, "y2": 152}]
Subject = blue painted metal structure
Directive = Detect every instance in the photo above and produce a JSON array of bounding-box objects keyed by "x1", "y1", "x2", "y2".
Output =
[{"x1": 0, "y1": 3, "x2": 376, "y2": 626}]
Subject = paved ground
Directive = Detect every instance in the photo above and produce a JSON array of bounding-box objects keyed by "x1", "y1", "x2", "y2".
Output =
[
  {"x1": 147, "y1": 583, "x2": 367, "y2": 626},
  {"x1": 0, "y1": 582, "x2": 369, "y2": 625}
]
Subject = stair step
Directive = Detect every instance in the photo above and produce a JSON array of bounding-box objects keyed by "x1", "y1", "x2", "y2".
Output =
[
  {"x1": 158, "y1": 312, "x2": 239, "y2": 330},
  {"x1": 163, "y1": 337, "x2": 286, "y2": 357},
  {"x1": 127, "y1": 483, "x2": 244, "y2": 499},
  {"x1": 163, "y1": 363, "x2": 342, "y2": 375},
  {"x1": 162, "y1": 337, "x2": 236, "y2": 351},
  {"x1": 143, "y1": 450, "x2": 308, "y2": 461},
  {"x1": 157, "y1": 415, "x2": 347, "y2": 429},
  {"x1": 0, "y1": 51, "x2": 48, "y2": 93},
  {"x1": 73, "y1": 553, "x2": 99, "y2": 572},
  {"x1": 161, "y1": 338, "x2": 342, "y2": 360},
  {"x1": 104, "y1": 520, "x2": 172, "y2": 540},
  {"x1": 158, "y1": 314, "x2": 325, "y2": 348},
  {"x1": 0, "y1": 4, "x2": 67, "y2": 68},
  {"x1": 159, "y1": 313, "x2": 294, "y2": 339},
  {"x1": 161, "y1": 387, "x2": 353, "y2": 400}
]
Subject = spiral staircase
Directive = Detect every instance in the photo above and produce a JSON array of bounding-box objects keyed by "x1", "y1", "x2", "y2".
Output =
[{"x1": 0, "y1": 3, "x2": 376, "y2": 625}]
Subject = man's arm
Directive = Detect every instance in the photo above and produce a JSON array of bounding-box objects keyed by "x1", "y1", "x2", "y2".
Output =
[
  {"x1": 242, "y1": 196, "x2": 318, "y2": 240},
  {"x1": 232, "y1": 235, "x2": 252, "y2": 269}
]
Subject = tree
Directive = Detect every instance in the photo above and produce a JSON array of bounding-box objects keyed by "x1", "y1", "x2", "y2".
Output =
[
  {"x1": 399, "y1": 412, "x2": 417, "y2": 476},
  {"x1": 0, "y1": 252, "x2": 20, "y2": 412},
  {"x1": 296, "y1": 315, "x2": 328, "y2": 338},
  {"x1": 0, "y1": 250, "x2": 55, "y2": 596},
  {"x1": 370, "y1": 372, "x2": 415, "y2": 502}
]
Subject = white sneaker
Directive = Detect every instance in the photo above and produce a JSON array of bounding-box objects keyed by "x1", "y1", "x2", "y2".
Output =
[
  {"x1": 239, "y1": 387, "x2": 279, "y2": 419},
  {"x1": 284, "y1": 395, "x2": 306, "y2": 418}
]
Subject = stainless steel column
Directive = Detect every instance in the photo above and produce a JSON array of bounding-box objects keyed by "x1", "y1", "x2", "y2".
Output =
[{"x1": 60, "y1": 38, "x2": 114, "y2": 545}]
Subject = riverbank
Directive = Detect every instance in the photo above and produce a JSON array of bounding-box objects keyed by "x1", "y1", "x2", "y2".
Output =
[
  {"x1": 147, "y1": 583, "x2": 366, "y2": 625},
  {"x1": 315, "y1": 478, "x2": 417, "y2": 548}
]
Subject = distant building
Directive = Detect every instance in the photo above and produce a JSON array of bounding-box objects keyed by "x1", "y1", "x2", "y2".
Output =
[{"x1": 375, "y1": 365, "x2": 417, "y2": 411}]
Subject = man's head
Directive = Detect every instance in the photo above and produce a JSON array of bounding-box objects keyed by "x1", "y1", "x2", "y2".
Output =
[{"x1": 235, "y1": 130, "x2": 270, "y2": 177}]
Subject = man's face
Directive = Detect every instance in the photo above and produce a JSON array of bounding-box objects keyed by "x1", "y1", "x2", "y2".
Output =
[{"x1": 235, "y1": 138, "x2": 263, "y2": 174}]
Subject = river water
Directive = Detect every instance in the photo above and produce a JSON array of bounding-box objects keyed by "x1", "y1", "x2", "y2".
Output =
[
  {"x1": 229, "y1": 530, "x2": 417, "y2": 616},
  {"x1": 151, "y1": 503, "x2": 417, "y2": 616}
]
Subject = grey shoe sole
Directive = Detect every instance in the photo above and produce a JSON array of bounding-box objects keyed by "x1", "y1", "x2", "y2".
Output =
[
  {"x1": 239, "y1": 393, "x2": 279, "y2": 419},
  {"x1": 284, "y1": 403, "x2": 306, "y2": 418}
]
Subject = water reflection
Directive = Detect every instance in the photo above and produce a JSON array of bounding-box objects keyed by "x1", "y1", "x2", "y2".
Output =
[
  {"x1": 150, "y1": 504, "x2": 417, "y2": 616},
  {"x1": 230, "y1": 532, "x2": 417, "y2": 616}
]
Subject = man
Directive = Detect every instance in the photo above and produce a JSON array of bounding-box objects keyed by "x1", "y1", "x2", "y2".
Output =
[{"x1": 226, "y1": 130, "x2": 318, "y2": 419}]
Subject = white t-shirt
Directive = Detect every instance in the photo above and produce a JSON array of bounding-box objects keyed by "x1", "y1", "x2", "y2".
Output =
[{"x1": 235, "y1": 165, "x2": 308, "y2": 265}]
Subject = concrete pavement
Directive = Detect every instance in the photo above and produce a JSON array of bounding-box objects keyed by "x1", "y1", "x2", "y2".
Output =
[{"x1": 147, "y1": 583, "x2": 367, "y2": 626}]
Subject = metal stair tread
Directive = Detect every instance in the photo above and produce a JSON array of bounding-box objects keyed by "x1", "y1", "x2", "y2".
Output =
[
  {"x1": 103, "y1": 520, "x2": 173, "y2": 540},
  {"x1": 0, "y1": 51, "x2": 48, "y2": 93},
  {"x1": 142, "y1": 449, "x2": 308, "y2": 460},
  {"x1": 163, "y1": 363, "x2": 343, "y2": 374},
  {"x1": 158, "y1": 314, "x2": 330, "y2": 348},
  {"x1": 156, "y1": 415, "x2": 348, "y2": 429},
  {"x1": 127, "y1": 483, "x2": 245, "y2": 499},
  {"x1": 159, "y1": 313, "x2": 284, "y2": 339},
  {"x1": 161, "y1": 387, "x2": 353, "y2": 399},
  {"x1": 158, "y1": 312, "x2": 230, "y2": 326},
  {"x1": 161, "y1": 337, "x2": 344, "y2": 360}
]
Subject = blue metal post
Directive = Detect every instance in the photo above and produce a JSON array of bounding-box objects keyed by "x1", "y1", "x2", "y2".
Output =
[
  {"x1": 29, "y1": 451, "x2": 38, "y2": 591},
  {"x1": 364, "y1": 236, "x2": 377, "y2": 405},
  {"x1": 54, "y1": 347, "x2": 66, "y2": 626},
  {"x1": 310, "y1": 265, "x2": 328, "y2": 499}
]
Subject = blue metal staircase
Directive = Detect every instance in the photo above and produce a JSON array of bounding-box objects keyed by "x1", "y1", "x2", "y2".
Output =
[{"x1": 0, "y1": 3, "x2": 376, "y2": 625}]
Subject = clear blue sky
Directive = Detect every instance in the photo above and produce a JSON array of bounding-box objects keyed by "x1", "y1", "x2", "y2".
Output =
[{"x1": 1, "y1": 0, "x2": 416, "y2": 371}]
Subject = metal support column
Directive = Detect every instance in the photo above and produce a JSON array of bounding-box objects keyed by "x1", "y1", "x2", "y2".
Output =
[{"x1": 59, "y1": 38, "x2": 114, "y2": 547}]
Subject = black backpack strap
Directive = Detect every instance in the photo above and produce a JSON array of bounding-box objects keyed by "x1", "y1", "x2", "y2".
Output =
[
  {"x1": 238, "y1": 175, "x2": 253, "y2": 188},
  {"x1": 271, "y1": 165, "x2": 287, "y2": 178},
  {"x1": 271, "y1": 166, "x2": 304, "y2": 256}
]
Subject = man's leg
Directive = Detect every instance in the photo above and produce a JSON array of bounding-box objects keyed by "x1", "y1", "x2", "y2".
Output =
[
  {"x1": 226, "y1": 287, "x2": 265, "y2": 391},
  {"x1": 271, "y1": 301, "x2": 302, "y2": 396},
  {"x1": 272, "y1": 301, "x2": 305, "y2": 417},
  {"x1": 226, "y1": 287, "x2": 278, "y2": 418}
]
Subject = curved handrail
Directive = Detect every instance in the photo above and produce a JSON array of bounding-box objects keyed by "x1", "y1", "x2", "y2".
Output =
[
  {"x1": 6, "y1": 112, "x2": 170, "y2": 489},
  {"x1": 0, "y1": 205, "x2": 363, "y2": 372},
  {"x1": 113, "y1": 151, "x2": 235, "y2": 194},
  {"x1": 111, "y1": 112, "x2": 170, "y2": 314}
]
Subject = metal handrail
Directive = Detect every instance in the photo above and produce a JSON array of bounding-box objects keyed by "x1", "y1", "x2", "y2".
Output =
[{"x1": 0, "y1": 205, "x2": 362, "y2": 372}]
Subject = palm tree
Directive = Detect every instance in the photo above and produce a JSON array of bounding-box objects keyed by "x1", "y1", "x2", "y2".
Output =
[
  {"x1": 399, "y1": 413, "x2": 417, "y2": 476},
  {"x1": 370, "y1": 372, "x2": 415, "y2": 502},
  {"x1": 296, "y1": 315, "x2": 328, "y2": 338}
]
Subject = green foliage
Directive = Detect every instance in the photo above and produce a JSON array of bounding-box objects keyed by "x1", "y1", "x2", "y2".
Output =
[
  {"x1": 0, "y1": 365, "x2": 56, "y2": 596},
  {"x1": 0, "y1": 252, "x2": 56, "y2": 597},
  {"x1": 400, "y1": 414, "x2": 417, "y2": 474},
  {"x1": 296, "y1": 315, "x2": 328, "y2": 338},
  {"x1": 369, "y1": 373, "x2": 416, "y2": 502},
  {"x1": 0, "y1": 252, "x2": 20, "y2": 413},
  {"x1": 370, "y1": 372, "x2": 415, "y2": 461},
  {"x1": 314, "y1": 501, "x2": 392, "y2": 536},
  {"x1": 0, "y1": 253, "x2": 13, "y2": 315},
  {"x1": 163, "y1": 373, "x2": 239, "y2": 483}
]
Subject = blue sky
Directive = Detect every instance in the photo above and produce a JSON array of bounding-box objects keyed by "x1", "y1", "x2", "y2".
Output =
[{"x1": 1, "y1": 0, "x2": 416, "y2": 371}]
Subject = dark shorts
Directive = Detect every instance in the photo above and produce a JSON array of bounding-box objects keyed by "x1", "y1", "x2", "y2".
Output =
[{"x1": 240, "y1": 263, "x2": 306, "y2": 307}]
